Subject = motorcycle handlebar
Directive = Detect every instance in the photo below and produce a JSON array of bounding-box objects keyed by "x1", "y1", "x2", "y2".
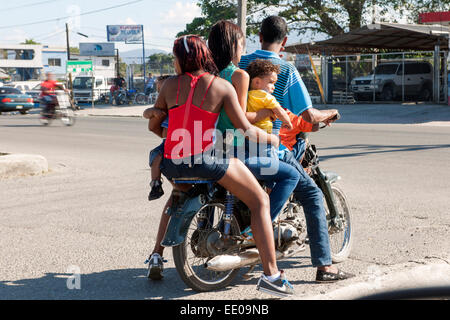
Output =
[{"x1": 319, "y1": 111, "x2": 340, "y2": 129}]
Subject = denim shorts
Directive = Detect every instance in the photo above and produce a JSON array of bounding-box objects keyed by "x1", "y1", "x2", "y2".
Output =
[
  {"x1": 160, "y1": 151, "x2": 229, "y2": 182},
  {"x1": 149, "y1": 141, "x2": 165, "y2": 167}
]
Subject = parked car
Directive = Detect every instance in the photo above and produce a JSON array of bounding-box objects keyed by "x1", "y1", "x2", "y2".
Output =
[
  {"x1": 350, "y1": 61, "x2": 433, "y2": 101},
  {"x1": 7, "y1": 81, "x2": 41, "y2": 93},
  {"x1": 5, "y1": 81, "x2": 42, "y2": 107},
  {"x1": 25, "y1": 84, "x2": 42, "y2": 106},
  {"x1": 0, "y1": 87, "x2": 34, "y2": 114}
]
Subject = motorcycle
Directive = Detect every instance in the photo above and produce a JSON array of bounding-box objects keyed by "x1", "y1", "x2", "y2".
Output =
[
  {"x1": 160, "y1": 126, "x2": 353, "y2": 292},
  {"x1": 39, "y1": 91, "x2": 76, "y2": 126},
  {"x1": 115, "y1": 88, "x2": 138, "y2": 105}
]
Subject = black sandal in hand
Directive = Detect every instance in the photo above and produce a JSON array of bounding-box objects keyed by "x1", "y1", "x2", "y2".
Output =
[{"x1": 316, "y1": 269, "x2": 355, "y2": 283}]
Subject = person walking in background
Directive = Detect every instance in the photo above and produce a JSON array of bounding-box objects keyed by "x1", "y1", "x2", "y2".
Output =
[{"x1": 145, "y1": 73, "x2": 156, "y2": 95}]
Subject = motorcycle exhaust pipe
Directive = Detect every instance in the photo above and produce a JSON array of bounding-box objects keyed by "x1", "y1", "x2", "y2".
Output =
[{"x1": 205, "y1": 243, "x2": 302, "y2": 272}]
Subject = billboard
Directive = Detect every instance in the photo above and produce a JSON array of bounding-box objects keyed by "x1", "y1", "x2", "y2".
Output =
[
  {"x1": 67, "y1": 60, "x2": 93, "y2": 74},
  {"x1": 107, "y1": 25, "x2": 143, "y2": 43},
  {"x1": 80, "y1": 43, "x2": 115, "y2": 56}
]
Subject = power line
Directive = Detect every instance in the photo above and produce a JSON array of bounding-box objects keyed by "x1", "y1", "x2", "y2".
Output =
[
  {"x1": 3, "y1": 0, "x2": 63, "y2": 12},
  {"x1": 0, "y1": 0, "x2": 145, "y2": 30}
]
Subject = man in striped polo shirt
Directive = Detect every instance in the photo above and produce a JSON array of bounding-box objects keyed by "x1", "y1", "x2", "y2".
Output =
[{"x1": 240, "y1": 16, "x2": 354, "y2": 283}]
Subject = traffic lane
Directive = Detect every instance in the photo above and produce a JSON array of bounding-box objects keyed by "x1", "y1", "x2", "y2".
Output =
[
  {"x1": 310, "y1": 123, "x2": 450, "y2": 266},
  {"x1": 1, "y1": 116, "x2": 449, "y2": 299}
]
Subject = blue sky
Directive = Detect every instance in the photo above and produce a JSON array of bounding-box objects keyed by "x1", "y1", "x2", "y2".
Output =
[
  {"x1": 0, "y1": 0, "x2": 308, "y2": 55},
  {"x1": 0, "y1": 0, "x2": 202, "y2": 52}
]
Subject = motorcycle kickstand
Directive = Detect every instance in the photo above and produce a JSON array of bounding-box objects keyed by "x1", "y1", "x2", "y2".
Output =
[{"x1": 241, "y1": 265, "x2": 257, "y2": 280}]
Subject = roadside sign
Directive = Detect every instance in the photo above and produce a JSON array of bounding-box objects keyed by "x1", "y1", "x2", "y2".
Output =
[
  {"x1": 106, "y1": 25, "x2": 143, "y2": 43},
  {"x1": 79, "y1": 43, "x2": 115, "y2": 57},
  {"x1": 66, "y1": 60, "x2": 93, "y2": 73}
]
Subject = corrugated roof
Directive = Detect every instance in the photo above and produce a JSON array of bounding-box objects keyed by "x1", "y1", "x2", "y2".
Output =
[{"x1": 285, "y1": 23, "x2": 450, "y2": 55}]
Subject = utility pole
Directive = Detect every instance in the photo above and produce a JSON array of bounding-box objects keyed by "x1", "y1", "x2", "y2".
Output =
[
  {"x1": 116, "y1": 49, "x2": 120, "y2": 78},
  {"x1": 65, "y1": 23, "x2": 74, "y2": 105},
  {"x1": 141, "y1": 25, "x2": 146, "y2": 85},
  {"x1": 65, "y1": 23, "x2": 71, "y2": 61},
  {"x1": 238, "y1": 0, "x2": 247, "y2": 36},
  {"x1": 371, "y1": 0, "x2": 376, "y2": 24}
]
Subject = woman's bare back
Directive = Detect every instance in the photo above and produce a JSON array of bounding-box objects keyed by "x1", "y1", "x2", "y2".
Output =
[{"x1": 158, "y1": 73, "x2": 231, "y2": 114}]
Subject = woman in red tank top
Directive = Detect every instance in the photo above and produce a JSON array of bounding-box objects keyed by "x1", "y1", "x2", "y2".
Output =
[{"x1": 147, "y1": 35, "x2": 293, "y2": 295}]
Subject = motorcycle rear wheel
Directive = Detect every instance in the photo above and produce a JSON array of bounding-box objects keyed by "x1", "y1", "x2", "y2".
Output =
[
  {"x1": 39, "y1": 111, "x2": 53, "y2": 126},
  {"x1": 172, "y1": 203, "x2": 241, "y2": 292},
  {"x1": 325, "y1": 185, "x2": 353, "y2": 263},
  {"x1": 134, "y1": 93, "x2": 148, "y2": 105}
]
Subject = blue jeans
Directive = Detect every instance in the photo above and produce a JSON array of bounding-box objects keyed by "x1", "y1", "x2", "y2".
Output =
[
  {"x1": 282, "y1": 150, "x2": 332, "y2": 267},
  {"x1": 244, "y1": 143, "x2": 300, "y2": 222}
]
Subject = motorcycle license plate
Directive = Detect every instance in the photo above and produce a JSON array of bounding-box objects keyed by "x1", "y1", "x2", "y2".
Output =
[{"x1": 16, "y1": 105, "x2": 23, "y2": 109}]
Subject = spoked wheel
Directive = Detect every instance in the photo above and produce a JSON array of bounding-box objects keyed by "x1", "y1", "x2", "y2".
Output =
[
  {"x1": 325, "y1": 185, "x2": 353, "y2": 263},
  {"x1": 172, "y1": 203, "x2": 241, "y2": 292},
  {"x1": 60, "y1": 108, "x2": 76, "y2": 126},
  {"x1": 134, "y1": 93, "x2": 148, "y2": 105}
]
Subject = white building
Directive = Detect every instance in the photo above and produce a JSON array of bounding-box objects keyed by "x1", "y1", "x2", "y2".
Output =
[
  {"x1": 0, "y1": 44, "x2": 43, "y2": 81},
  {"x1": 42, "y1": 46, "x2": 67, "y2": 80},
  {"x1": 70, "y1": 54, "x2": 116, "y2": 80}
]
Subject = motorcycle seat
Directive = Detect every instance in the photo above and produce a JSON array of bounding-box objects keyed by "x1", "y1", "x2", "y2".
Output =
[{"x1": 172, "y1": 177, "x2": 215, "y2": 184}]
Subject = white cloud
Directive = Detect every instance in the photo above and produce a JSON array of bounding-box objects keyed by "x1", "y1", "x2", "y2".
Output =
[
  {"x1": 160, "y1": 1, "x2": 201, "y2": 26},
  {"x1": 1, "y1": 28, "x2": 28, "y2": 44},
  {"x1": 121, "y1": 17, "x2": 138, "y2": 25}
]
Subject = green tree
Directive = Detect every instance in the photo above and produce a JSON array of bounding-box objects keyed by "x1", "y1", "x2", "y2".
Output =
[
  {"x1": 178, "y1": 0, "x2": 448, "y2": 38},
  {"x1": 21, "y1": 39, "x2": 40, "y2": 44},
  {"x1": 146, "y1": 53, "x2": 175, "y2": 75},
  {"x1": 69, "y1": 47, "x2": 80, "y2": 55}
]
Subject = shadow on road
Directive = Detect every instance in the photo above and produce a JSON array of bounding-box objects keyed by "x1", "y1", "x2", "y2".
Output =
[
  {"x1": 316, "y1": 104, "x2": 450, "y2": 125},
  {"x1": 319, "y1": 143, "x2": 450, "y2": 161},
  {"x1": 0, "y1": 257, "x2": 312, "y2": 300},
  {"x1": 1, "y1": 125, "x2": 45, "y2": 128}
]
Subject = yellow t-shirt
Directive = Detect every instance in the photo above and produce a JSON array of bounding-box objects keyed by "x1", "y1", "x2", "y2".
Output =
[{"x1": 247, "y1": 90, "x2": 281, "y2": 133}]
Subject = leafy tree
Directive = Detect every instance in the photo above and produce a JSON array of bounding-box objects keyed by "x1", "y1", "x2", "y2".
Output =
[
  {"x1": 21, "y1": 39, "x2": 40, "y2": 44},
  {"x1": 146, "y1": 53, "x2": 175, "y2": 75},
  {"x1": 178, "y1": 0, "x2": 448, "y2": 38},
  {"x1": 70, "y1": 47, "x2": 80, "y2": 54}
]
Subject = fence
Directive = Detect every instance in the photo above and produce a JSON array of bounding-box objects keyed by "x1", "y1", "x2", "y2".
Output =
[{"x1": 296, "y1": 50, "x2": 449, "y2": 104}]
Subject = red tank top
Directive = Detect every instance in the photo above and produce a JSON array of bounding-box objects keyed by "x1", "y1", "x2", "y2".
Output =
[{"x1": 164, "y1": 72, "x2": 219, "y2": 159}]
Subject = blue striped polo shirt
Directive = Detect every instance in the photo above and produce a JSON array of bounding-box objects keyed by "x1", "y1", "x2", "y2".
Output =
[{"x1": 239, "y1": 50, "x2": 312, "y2": 116}]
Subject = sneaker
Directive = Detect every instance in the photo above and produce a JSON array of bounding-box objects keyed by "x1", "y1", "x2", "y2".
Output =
[
  {"x1": 256, "y1": 270, "x2": 294, "y2": 298},
  {"x1": 146, "y1": 253, "x2": 165, "y2": 280},
  {"x1": 148, "y1": 180, "x2": 164, "y2": 201}
]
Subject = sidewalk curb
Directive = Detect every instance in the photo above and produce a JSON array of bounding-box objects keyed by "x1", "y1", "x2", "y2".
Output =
[
  {"x1": 295, "y1": 262, "x2": 450, "y2": 300},
  {"x1": 0, "y1": 154, "x2": 49, "y2": 179}
]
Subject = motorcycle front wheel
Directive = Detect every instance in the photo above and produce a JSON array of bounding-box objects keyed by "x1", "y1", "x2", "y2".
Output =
[
  {"x1": 325, "y1": 185, "x2": 353, "y2": 263},
  {"x1": 172, "y1": 203, "x2": 241, "y2": 292},
  {"x1": 60, "y1": 109, "x2": 76, "y2": 126}
]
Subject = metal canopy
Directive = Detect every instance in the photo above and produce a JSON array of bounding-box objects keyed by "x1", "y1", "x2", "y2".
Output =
[{"x1": 285, "y1": 23, "x2": 450, "y2": 55}]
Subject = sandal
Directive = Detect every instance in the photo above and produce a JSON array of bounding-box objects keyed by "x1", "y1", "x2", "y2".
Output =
[{"x1": 316, "y1": 269, "x2": 355, "y2": 283}]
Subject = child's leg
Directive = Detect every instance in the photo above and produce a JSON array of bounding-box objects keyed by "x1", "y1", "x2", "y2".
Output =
[
  {"x1": 148, "y1": 143, "x2": 165, "y2": 201},
  {"x1": 150, "y1": 153, "x2": 162, "y2": 182}
]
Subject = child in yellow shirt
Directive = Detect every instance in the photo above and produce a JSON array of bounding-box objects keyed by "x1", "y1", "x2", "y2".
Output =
[{"x1": 246, "y1": 59, "x2": 292, "y2": 133}]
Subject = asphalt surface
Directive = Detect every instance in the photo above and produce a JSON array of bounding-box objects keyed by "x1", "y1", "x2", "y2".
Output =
[{"x1": 0, "y1": 112, "x2": 449, "y2": 300}]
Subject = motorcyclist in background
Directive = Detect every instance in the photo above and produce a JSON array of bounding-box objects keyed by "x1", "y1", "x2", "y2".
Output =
[{"x1": 40, "y1": 72, "x2": 68, "y2": 118}]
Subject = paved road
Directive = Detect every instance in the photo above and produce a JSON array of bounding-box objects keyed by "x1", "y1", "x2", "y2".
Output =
[{"x1": 0, "y1": 114, "x2": 449, "y2": 299}]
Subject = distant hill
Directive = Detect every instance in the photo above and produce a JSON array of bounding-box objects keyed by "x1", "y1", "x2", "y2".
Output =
[{"x1": 119, "y1": 48, "x2": 168, "y2": 63}]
